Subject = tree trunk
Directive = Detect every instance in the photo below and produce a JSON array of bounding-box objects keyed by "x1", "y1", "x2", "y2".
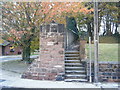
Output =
[
  {"x1": 22, "y1": 47, "x2": 26, "y2": 61},
  {"x1": 22, "y1": 42, "x2": 31, "y2": 64},
  {"x1": 106, "y1": 15, "x2": 112, "y2": 36},
  {"x1": 103, "y1": 17, "x2": 106, "y2": 36},
  {"x1": 106, "y1": 15, "x2": 109, "y2": 35},
  {"x1": 25, "y1": 44, "x2": 31, "y2": 64},
  {"x1": 87, "y1": 22, "x2": 93, "y2": 40},
  {"x1": 115, "y1": 23, "x2": 118, "y2": 34}
]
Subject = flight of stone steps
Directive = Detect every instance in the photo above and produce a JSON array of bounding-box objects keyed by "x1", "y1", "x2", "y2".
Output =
[{"x1": 64, "y1": 50, "x2": 88, "y2": 82}]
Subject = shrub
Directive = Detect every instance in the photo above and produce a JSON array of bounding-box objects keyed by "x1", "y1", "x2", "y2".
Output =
[{"x1": 84, "y1": 36, "x2": 118, "y2": 43}]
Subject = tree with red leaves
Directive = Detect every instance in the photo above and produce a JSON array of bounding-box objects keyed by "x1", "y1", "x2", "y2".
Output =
[{"x1": 2, "y1": 2, "x2": 92, "y2": 63}]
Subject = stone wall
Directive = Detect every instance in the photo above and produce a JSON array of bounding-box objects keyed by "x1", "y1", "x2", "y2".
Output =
[
  {"x1": 22, "y1": 34, "x2": 64, "y2": 80},
  {"x1": 80, "y1": 40, "x2": 87, "y2": 60},
  {"x1": 86, "y1": 61, "x2": 120, "y2": 82},
  {"x1": 3, "y1": 44, "x2": 22, "y2": 55}
]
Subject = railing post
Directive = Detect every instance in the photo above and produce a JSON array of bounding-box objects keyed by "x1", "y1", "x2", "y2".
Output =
[
  {"x1": 94, "y1": 0, "x2": 99, "y2": 83},
  {"x1": 89, "y1": 37, "x2": 92, "y2": 82}
]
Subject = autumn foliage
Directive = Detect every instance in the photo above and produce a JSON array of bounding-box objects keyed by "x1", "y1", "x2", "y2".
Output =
[
  {"x1": 40, "y1": 2, "x2": 93, "y2": 24},
  {"x1": 3, "y1": 2, "x2": 93, "y2": 42},
  {"x1": 2, "y1": 2, "x2": 94, "y2": 63}
]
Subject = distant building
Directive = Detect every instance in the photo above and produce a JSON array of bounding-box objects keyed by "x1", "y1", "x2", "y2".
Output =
[{"x1": 0, "y1": 39, "x2": 22, "y2": 56}]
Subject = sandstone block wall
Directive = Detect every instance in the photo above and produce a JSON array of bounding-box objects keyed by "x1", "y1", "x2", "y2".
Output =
[
  {"x1": 22, "y1": 34, "x2": 64, "y2": 80},
  {"x1": 86, "y1": 61, "x2": 120, "y2": 82},
  {"x1": 80, "y1": 40, "x2": 87, "y2": 60}
]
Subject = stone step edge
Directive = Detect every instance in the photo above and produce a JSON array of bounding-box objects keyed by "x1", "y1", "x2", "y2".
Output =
[
  {"x1": 65, "y1": 63, "x2": 82, "y2": 65},
  {"x1": 65, "y1": 74, "x2": 86, "y2": 77},
  {"x1": 65, "y1": 67, "x2": 84, "y2": 68},
  {"x1": 65, "y1": 57, "x2": 80, "y2": 58},
  {"x1": 64, "y1": 79, "x2": 88, "y2": 82},
  {"x1": 65, "y1": 54, "x2": 80, "y2": 56},
  {"x1": 65, "y1": 70, "x2": 85, "y2": 73}
]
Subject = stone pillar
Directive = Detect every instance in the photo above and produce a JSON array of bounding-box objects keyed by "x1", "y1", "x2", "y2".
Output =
[
  {"x1": 80, "y1": 40, "x2": 87, "y2": 60},
  {"x1": 39, "y1": 34, "x2": 64, "y2": 80},
  {"x1": 22, "y1": 22, "x2": 65, "y2": 81},
  {"x1": 22, "y1": 33, "x2": 64, "y2": 81}
]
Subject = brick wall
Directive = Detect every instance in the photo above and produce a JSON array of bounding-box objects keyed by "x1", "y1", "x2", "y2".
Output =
[
  {"x1": 22, "y1": 34, "x2": 64, "y2": 80},
  {"x1": 3, "y1": 44, "x2": 22, "y2": 55},
  {"x1": 86, "y1": 61, "x2": 120, "y2": 82}
]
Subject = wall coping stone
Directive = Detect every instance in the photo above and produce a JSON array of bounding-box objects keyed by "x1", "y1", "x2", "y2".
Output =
[{"x1": 85, "y1": 59, "x2": 120, "y2": 64}]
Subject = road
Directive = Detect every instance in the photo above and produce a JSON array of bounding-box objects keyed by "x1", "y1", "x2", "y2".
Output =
[{"x1": 0, "y1": 55, "x2": 39, "y2": 62}]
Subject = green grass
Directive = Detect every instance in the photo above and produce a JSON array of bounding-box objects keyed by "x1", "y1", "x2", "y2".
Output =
[
  {"x1": 85, "y1": 44, "x2": 118, "y2": 61},
  {"x1": 31, "y1": 53, "x2": 39, "y2": 55}
]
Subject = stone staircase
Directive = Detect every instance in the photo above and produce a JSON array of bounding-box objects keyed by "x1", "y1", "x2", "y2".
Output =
[{"x1": 64, "y1": 50, "x2": 87, "y2": 82}]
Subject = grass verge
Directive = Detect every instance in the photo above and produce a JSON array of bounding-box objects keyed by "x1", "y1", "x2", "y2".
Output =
[{"x1": 85, "y1": 43, "x2": 118, "y2": 61}]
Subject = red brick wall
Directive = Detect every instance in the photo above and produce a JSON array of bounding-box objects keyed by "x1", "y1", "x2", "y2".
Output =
[
  {"x1": 23, "y1": 34, "x2": 64, "y2": 80},
  {"x1": 3, "y1": 44, "x2": 22, "y2": 55}
]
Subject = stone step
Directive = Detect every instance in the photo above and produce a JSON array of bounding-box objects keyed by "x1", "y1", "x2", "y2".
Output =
[
  {"x1": 65, "y1": 63, "x2": 82, "y2": 66},
  {"x1": 65, "y1": 57, "x2": 80, "y2": 60},
  {"x1": 65, "y1": 53, "x2": 80, "y2": 56},
  {"x1": 65, "y1": 70, "x2": 85, "y2": 73},
  {"x1": 65, "y1": 51, "x2": 79, "y2": 52},
  {"x1": 65, "y1": 54, "x2": 80, "y2": 57},
  {"x1": 65, "y1": 60, "x2": 80, "y2": 62},
  {"x1": 65, "y1": 67, "x2": 85, "y2": 70},
  {"x1": 65, "y1": 74, "x2": 86, "y2": 77},
  {"x1": 65, "y1": 51, "x2": 80, "y2": 54},
  {"x1": 64, "y1": 50, "x2": 87, "y2": 82},
  {"x1": 65, "y1": 79, "x2": 88, "y2": 82}
]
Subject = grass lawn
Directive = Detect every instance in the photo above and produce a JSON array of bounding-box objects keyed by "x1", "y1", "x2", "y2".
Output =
[
  {"x1": 2, "y1": 60, "x2": 30, "y2": 74},
  {"x1": 85, "y1": 43, "x2": 118, "y2": 61}
]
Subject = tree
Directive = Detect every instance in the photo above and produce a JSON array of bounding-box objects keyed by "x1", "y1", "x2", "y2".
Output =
[
  {"x1": 96, "y1": 2, "x2": 119, "y2": 36},
  {"x1": 30, "y1": 37, "x2": 39, "y2": 53},
  {"x1": 2, "y1": 2, "x2": 94, "y2": 63},
  {"x1": 66, "y1": 16, "x2": 79, "y2": 39},
  {"x1": 76, "y1": 2, "x2": 119, "y2": 39},
  {"x1": 40, "y1": 2, "x2": 93, "y2": 41},
  {"x1": 2, "y1": 2, "x2": 42, "y2": 63}
]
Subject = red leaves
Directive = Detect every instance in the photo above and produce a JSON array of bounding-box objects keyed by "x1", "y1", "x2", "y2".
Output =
[
  {"x1": 8, "y1": 29, "x2": 28, "y2": 41},
  {"x1": 39, "y1": 2, "x2": 93, "y2": 24},
  {"x1": 8, "y1": 37, "x2": 13, "y2": 41}
]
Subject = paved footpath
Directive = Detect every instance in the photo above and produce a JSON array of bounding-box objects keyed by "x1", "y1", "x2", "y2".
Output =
[
  {"x1": 0, "y1": 69, "x2": 98, "y2": 88},
  {"x1": 0, "y1": 69, "x2": 119, "y2": 89},
  {"x1": 0, "y1": 55, "x2": 119, "y2": 89}
]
